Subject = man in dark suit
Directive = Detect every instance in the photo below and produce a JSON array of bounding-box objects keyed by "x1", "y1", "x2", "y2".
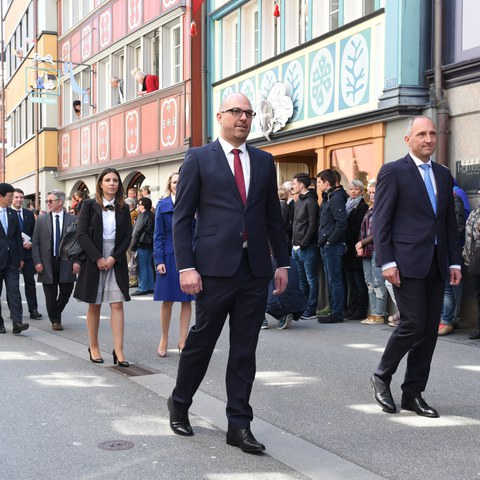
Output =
[
  {"x1": 32, "y1": 190, "x2": 80, "y2": 331},
  {"x1": 370, "y1": 116, "x2": 462, "y2": 418},
  {"x1": 10, "y1": 188, "x2": 42, "y2": 320},
  {"x1": 168, "y1": 93, "x2": 289, "y2": 452},
  {"x1": 0, "y1": 183, "x2": 29, "y2": 334}
]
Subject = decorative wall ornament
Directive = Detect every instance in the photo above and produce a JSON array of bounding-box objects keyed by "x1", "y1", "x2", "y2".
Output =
[{"x1": 257, "y1": 82, "x2": 293, "y2": 141}]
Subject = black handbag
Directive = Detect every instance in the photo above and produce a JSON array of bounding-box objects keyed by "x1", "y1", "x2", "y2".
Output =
[
  {"x1": 59, "y1": 220, "x2": 86, "y2": 263},
  {"x1": 468, "y1": 246, "x2": 480, "y2": 276}
]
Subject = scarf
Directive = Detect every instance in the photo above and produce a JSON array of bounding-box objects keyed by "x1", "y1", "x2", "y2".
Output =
[{"x1": 346, "y1": 196, "x2": 362, "y2": 215}]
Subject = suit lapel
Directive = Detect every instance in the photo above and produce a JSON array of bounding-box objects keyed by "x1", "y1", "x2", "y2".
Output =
[
  {"x1": 407, "y1": 154, "x2": 436, "y2": 216},
  {"x1": 246, "y1": 145, "x2": 256, "y2": 208}
]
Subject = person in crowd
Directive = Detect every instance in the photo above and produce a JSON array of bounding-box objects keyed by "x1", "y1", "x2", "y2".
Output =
[
  {"x1": 73, "y1": 190, "x2": 88, "y2": 215},
  {"x1": 0, "y1": 183, "x2": 29, "y2": 335},
  {"x1": 125, "y1": 197, "x2": 139, "y2": 288},
  {"x1": 132, "y1": 68, "x2": 159, "y2": 96},
  {"x1": 110, "y1": 76, "x2": 125, "y2": 105},
  {"x1": 344, "y1": 179, "x2": 369, "y2": 320},
  {"x1": 291, "y1": 173, "x2": 319, "y2": 320},
  {"x1": 167, "y1": 93, "x2": 288, "y2": 453},
  {"x1": 370, "y1": 116, "x2": 461, "y2": 418},
  {"x1": 73, "y1": 100, "x2": 81, "y2": 119},
  {"x1": 354, "y1": 180, "x2": 387, "y2": 325},
  {"x1": 74, "y1": 168, "x2": 132, "y2": 367},
  {"x1": 462, "y1": 205, "x2": 480, "y2": 340},
  {"x1": 453, "y1": 178, "x2": 470, "y2": 218},
  {"x1": 130, "y1": 197, "x2": 155, "y2": 296},
  {"x1": 141, "y1": 185, "x2": 151, "y2": 199},
  {"x1": 263, "y1": 257, "x2": 307, "y2": 330},
  {"x1": 283, "y1": 181, "x2": 295, "y2": 245},
  {"x1": 277, "y1": 186, "x2": 292, "y2": 254},
  {"x1": 154, "y1": 172, "x2": 193, "y2": 357},
  {"x1": 10, "y1": 188, "x2": 42, "y2": 320},
  {"x1": 317, "y1": 169, "x2": 348, "y2": 324},
  {"x1": 32, "y1": 190, "x2": 80, "y2": 331},
  {"x1": 127, "y1": 187, "x2": 138, "y2": 207},
  {"x1": 438, "y1": 190, "x2": 466, "y2": 335}
]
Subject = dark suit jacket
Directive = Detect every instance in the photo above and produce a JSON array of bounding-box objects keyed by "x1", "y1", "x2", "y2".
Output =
[
  {"x1": 173, "y1": 139, "x2": 289, "y2": 277},
  {"x1": 16, "y1": 208, "x2": 35, "y2": 260},
  {"x1": 373, "y1": 154, "x2": 461, "y2": 279},
  {"x1": 32, "y1": 210, "x2": 78, "y2": 283},
  {"x1": 74, "y1": 199, "x2": 132, "y2": 303},
  {"x1": 0, "y1": 207, "x2": 24, "y2": 270}
]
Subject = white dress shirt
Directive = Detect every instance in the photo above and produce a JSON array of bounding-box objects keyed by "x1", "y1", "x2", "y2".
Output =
[{"x1": 102, "y1": 199, "x2": 116, "y2": 240}]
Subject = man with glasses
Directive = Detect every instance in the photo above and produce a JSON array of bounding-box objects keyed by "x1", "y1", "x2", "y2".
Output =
[
  {"x1": 0, "y1": 183, "x2": 29, "y2": 334},
  {"x1": 167, "y1": 93, "x2": 289, "y2": 453},
  {"x1": 32, "y1": 190, "x2": 80, "y2": 331}
]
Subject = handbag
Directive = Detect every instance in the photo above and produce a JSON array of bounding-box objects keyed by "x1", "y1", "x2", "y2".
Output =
[
  {"x1": 356, "y1": 242, "x2": 374, "y2": 258},
  {"x1": 468, "y1": 246, "x2": 480, "y2": 275},
  {"x1": 59, "y1": 220, "x2": 86, "y2": 263}
]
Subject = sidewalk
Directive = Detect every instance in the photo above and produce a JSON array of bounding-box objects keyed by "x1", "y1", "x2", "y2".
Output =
[{"x1": 1, "y1": 326, "x2": 384, "y2": 480}]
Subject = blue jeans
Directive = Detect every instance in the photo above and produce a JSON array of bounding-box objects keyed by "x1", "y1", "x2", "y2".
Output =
[
  {"x1": 441, "y1": 280, "x2": 463, "y2": 325},
  {"x1": 137, "y1": 247, "x2": 154, "y2": 292},
  {"x1": 292, "y1": 244, "x2": 319, "y2": 312},
  {"x1": 362, "y1": 253, "x2": 387, "y2": 316},
  {"x1": 320, "y1": 243, "x2": 345, "y2": 318}
]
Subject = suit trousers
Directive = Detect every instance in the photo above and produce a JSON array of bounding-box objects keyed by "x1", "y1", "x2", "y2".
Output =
[
  {"x1": 172, "y1": 254, "x2": 269, "y2": 429},
  {"x1": 42, "y1": 258, "x2": 74, "y2": 324},
  {"x1": 374, "y1": 249, "x2": 444, "y2": 397},
  {"x1": 21, "y1": 258, "x2": 38, "y2": 312},
  {"x1": 0, "y1": 258, "x2": 23, "y2": 324}
]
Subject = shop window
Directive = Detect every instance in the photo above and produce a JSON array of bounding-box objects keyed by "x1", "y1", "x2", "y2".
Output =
[{"x1": 330, "y1": 143, "x2": 376, "y2": 186}]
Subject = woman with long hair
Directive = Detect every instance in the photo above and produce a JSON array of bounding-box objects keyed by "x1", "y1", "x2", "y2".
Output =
[
  {"x1": 74, "y1": 168, "x2": 132, "y2": 366},
  {"x1": 154, "y1": 172, "x2": 193, "y2": 357}
]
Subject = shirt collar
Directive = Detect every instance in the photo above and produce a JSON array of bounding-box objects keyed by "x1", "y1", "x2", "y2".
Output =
[
  {"x1": 410, "y1": 151, "x2": 432, "y2": 168},
  {"x1": 102, "y1": 197, "x2": 115, "y2": 208},
  {"x1": 218, "y1": 137, "x2": 247, "y2": 157}
]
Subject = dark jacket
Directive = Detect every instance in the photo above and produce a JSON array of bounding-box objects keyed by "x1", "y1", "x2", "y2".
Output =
[
  {"x1": 0, "y1": 207, "x2": 24, "y2": 270},
  {"x1": 344, "y1": 198, "x2": 369, "y2": 268},
  {"x1": 131, "y1": 210, "x2": 154, "y2": 250},
  {"x1": 16, "y1": 208, "x2": 35, "y2": 260},
  {"x1": 318, "y1": 187, "x2": 348, "y2": 246},
  {"x1": 74, "y1": 199, "x2": 132, "y2": 303},
  {"x1": 292, "y1": 189, "x2": 319, "y2": 248}
]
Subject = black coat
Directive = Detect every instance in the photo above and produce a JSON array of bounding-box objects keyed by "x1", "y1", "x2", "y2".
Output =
[
  {"x1": 344, "y1": 198, "x2": 369, "y2": 268},
  {"x1": 74, "y1": 199, "x2": 132, "y2": 303}
]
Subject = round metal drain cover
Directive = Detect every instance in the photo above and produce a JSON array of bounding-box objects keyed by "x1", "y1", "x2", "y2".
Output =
[{"x1": 98, "y1": 440, "x2": 135, "y2": 451}]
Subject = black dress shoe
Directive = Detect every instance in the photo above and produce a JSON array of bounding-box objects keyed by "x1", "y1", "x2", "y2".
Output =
[
  {"x1": 370, "y1": 375, "x2": 396, "y2": 413},
  {"x1": 468, "y1": 331, "x2": 480, "y2": 340},
  {"x1": 0, "y1": 325, "x2": 6, "y2": 334},
  {"x1": 401, "y1": 396, "x2": 439, "y2": 418},
  {"x1": 318, "y1": 314, "x2": 344, "y2": 324},
  {"x1": 226, "y1": 428, "x2": 265, "y2": 453},
  {"x1": 12, "y1": 322, "x2": 30, "y2": 334},
  {"x1": 30, "y1": 310, "x2": 43, "y2": 319},
  {"x1": 167, "y1": 395, "x2": 193, "y2": 436}
]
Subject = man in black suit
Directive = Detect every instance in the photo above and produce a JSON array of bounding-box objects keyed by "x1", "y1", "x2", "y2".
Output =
[
  {"x1": 10, "y1": 188, "x2": 42, "y2": 320},
  {"x1": 168, "y1": 93, "x2": 289, "y2": 452},
  {"x1": 0, "y1": 183, "x2": 29, "y2": 334},
  {"x1": 370, "y1": 116, "x2": 462, "y2": 417}
]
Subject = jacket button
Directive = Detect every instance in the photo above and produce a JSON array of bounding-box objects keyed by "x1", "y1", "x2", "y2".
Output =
[{"x1": 239, "y1": 232, "x2": 244, "y2": 237}]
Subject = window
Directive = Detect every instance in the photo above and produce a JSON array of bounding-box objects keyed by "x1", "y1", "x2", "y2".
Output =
[
  {"x1": 241, "y1": 3, "x2": 258, "y2": 69},
  {"x1": 221, "y1": 13, "x2": 238, "y2": 78},
  {"x1": 62, "y1": 80, "x2": 72, "y2": 124},
  {"x1": 145, "y1": 31, "x2": 160, "y2": 79},
  {"x1": 363, "y1": 0, "x2": 375, "y2": 15},
  {"x1": 261, "y1": 2, "x2": 280, "y2": 60},
  {"x1": 161, "y1": 20, "x2": 182, "y2": 87},
  {"x1": 331, "y1": 144, "x2": 376, "y2": 185},
  {"x1": 126, "y1": 40, "x2": 142, "y2": 100},
  {"x1": 329, "y1": 0, "x2": 339, "y2": 31},
  {"x1": 97, "y1": 59, "x2": 111, "y2": 112}
]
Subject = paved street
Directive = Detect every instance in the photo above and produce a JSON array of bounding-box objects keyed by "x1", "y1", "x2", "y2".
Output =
[{"x1": 1, "y1": 282, "x2": 480, "y2": 480}]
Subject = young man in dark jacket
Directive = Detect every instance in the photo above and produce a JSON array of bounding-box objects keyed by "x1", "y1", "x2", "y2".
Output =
[
  {"x1": 291, "y1": 173, "x2": 319, "y2": 319},
  {"x1": 317, "y1": 169, "x2": 347, "y2": 324}
]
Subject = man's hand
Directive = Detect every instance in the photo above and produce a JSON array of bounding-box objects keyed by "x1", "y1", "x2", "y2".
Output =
[
  {"x1": 19, "y1": 260, "x2": 24, "y2": 271},
  {"x1": 383, "y1": 266, "x2": 401, "y2": 287},
  {"x1": 179, "y1": 269, "x2": 202, "y2": 295},
  {"x1": 35, "y1": 263, "x2": 43, "y2": 274},
  {"x1": 272, "y1": 268, "x2": 288, "y2": 295},
  {"x1": 23, "y1": 241, "x2": 32, "y2": 250},
  {"x1": 450, "y1": 268, "x2": 462, "y2": 286}
]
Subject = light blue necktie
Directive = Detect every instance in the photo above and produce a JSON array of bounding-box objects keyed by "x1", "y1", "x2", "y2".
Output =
[
  {"x1": 1, "y1": 209, "x2": 8, "y2": 234},
  {"x1": 420, "y1": 164, "x2": 437, "y2": 214}
]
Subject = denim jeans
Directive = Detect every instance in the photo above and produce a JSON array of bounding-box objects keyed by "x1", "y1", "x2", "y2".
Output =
[
  {"x1": 292, "y1": 244, "x2": 319, "y2": 312},
  {"x1": 320, "y1": 243, "x2": 345, "y2": 318},
  {"x1": 362, "y1": 252, "x2": 387, "y2": 316},
  {"x1": 441, "y1": 280, "x2": 463, "y2": 325},
  {"x1": 136, "y1": 247, "x2": 154, "y2": 292}
]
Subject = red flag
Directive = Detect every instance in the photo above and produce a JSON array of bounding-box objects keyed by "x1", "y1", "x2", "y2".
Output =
[{"x1": 192, "y1": 0, "x2": 206, "y2": 16}]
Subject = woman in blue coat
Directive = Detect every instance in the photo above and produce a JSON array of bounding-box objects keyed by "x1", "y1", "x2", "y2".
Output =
[{"x1": 154, "y1": 172, "x2": 193, "y2": 357}]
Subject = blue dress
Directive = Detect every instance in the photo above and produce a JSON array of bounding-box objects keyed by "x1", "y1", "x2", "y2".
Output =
[{"x1": 153, "y1": 196, "x2": 194, "y2": 302}]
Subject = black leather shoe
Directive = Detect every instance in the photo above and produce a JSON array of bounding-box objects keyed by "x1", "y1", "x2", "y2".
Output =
[
  {"x1": 30, "y1": 310, "x2": 43, "y2": 319},
  {"x1": 226, "y1": 428, "x2": 265, "y2": 453},
  {"x1": 12, "y1": 322, "x2": 29, "y2": 334},
  {"x1": 318, "y1": 314, "x2": 344, "y2": 324},
  {"x1": 468, "y1": 331, "x2": 480, "y2": 340},
  {"x1": 401, "y1": 396, "x2": 439, "y2": 418},
  {"x1": 167, "y1": 395, "x2": 193, "y2": 436},
  {"x1": 0, "y1": 325, "x2": 5, "y2": 334},
  {"x1": 370, "y1": 375, "x2": 396, "y2": 413}
]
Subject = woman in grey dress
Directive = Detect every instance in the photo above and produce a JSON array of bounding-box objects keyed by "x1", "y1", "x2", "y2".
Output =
[{"x1": 74, "y1": 168, "x2": 132, "y2": 366}]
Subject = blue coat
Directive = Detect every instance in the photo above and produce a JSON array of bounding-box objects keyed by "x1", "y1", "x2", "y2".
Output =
[{"x1": 154, "y1": 196, "x2": 174, "y2": 266}]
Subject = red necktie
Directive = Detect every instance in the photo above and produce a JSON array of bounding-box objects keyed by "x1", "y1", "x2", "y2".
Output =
[{"x1": 232, "y1": 149, "x2": 247, "y2": 205}]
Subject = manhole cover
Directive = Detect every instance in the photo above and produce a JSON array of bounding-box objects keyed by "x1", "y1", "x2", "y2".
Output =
[{"x1": 98, "y1": 440, "x2": 135, "y2": 451}]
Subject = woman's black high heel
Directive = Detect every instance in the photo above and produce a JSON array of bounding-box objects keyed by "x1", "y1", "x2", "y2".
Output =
[
  {"x1": 88, "y1": 347, "x2": 104, "y2": 364},
  {"x1": 112, "y1": 349, "x2": 129, "y2": 367}
]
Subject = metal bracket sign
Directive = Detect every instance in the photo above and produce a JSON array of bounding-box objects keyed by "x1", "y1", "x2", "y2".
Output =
[{"x1": 26, "y1": 65, "x2": 60, "y2": 104}]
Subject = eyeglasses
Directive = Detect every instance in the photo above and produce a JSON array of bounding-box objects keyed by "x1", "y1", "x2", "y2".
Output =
[
  {"x1": 221, "y1": 108, "x2": 256, "y2": 118},
  {"x1": 45, "y1": 199, "x2": 60, "y2": 204}
]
